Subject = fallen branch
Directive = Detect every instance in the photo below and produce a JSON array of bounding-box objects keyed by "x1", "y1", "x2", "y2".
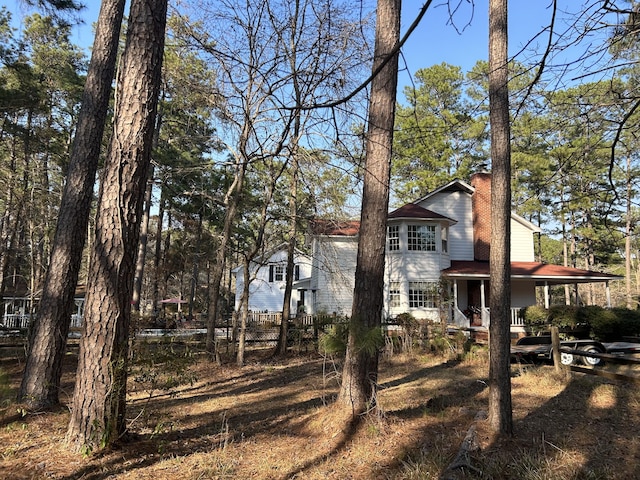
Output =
[{"x1": 440, "y1": 411, "x2": 485, "y2": 479}]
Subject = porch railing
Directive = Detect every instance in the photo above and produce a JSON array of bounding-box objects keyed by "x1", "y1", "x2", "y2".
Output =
[
  {"x1": 510, "y1": 308, "x2": 525, "y2": 326},
  {"x1": 1, "y1": 313, "x2": 31, "y2": 329},
  {"x1": 451, "y1": 307, "x2": 525, "y2": 328}
]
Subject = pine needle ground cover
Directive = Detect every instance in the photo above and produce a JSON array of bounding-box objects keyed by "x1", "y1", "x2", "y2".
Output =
[{"x1": 1, "y1": 345, "x2": 639, "y2": 479}]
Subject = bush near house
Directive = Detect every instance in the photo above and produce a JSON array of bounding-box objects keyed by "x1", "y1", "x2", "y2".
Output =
[{"x1": 522, "y1": 305, "x2": 640, "y2": 341}]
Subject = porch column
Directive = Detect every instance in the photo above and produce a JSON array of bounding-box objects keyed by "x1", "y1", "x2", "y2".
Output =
[
  {"x1": 453, "y1": 280, "x2": 458, "y2": 307},
  {"x1": 605, "y1": 281, "x2": 611, "y2": 308},
  {"x1": 480, "y1": 280, "x2": 486, "y2": 309},
  {"x1": 544, "y1": 281, "x2": 550, "y2": 309}
]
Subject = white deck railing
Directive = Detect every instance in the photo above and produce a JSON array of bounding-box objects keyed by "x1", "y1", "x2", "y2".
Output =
[{"x1": 1, "y1": 314, "x2": 31, "y2": 329}]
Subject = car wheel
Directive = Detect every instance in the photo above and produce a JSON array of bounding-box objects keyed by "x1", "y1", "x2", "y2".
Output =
[
  {"x1": 580, "y1": 346, "x2": 604, "y2": 366},
  {"x1": 560, "y1": 351, "x2": 575, "y2": 365}
]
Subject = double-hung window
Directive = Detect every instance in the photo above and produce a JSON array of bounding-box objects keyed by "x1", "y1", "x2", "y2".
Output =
[
  {"x1": 407, "y1": 224, "x2": 436, "y2": 251},
  {"x1": 441, "y1": 226, "x2": 448, "y2": 253},
  {"x1": 269, "y1": 265, "x2": 284, "y2": 282},
  {"x1": 389, "y1": 281, "x2": 402, "y2": 308},
  {"x1": 408, "y1": 281, "x2": 438, "y2": 308},
  {"x1": 387, "y1": 225, "x2": 400, "y2": 251}
]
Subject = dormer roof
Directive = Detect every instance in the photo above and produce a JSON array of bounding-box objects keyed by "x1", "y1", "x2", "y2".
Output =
[{"x1": 388, "y1": 203, "x2": 457, "y2": 224}]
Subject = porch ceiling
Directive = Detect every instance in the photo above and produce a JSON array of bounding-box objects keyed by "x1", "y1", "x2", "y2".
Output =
[{"x1": 442, "y1": 260, "x2": 622, "y2": 285}]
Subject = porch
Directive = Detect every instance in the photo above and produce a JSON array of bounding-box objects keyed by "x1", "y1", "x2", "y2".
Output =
[
  {"x1": 450, "y1": 305, "x2": 525, "y2": 330},
  {"x1": 442, "y1": 260, "x2": 621, "y2": 334}
]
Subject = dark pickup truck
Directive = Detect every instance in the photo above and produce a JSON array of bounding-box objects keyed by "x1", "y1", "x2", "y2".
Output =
[{"x1": 511, "y1": 336, "x2": 640, "y2": 366}]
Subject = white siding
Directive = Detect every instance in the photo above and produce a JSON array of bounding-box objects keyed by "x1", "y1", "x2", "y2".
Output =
[
  {"x1": 234, "y1": 250, "x2": 312, "y2": 313},
  {"x1": 416, "y1": 191, "x2": 474, "y2": 261},
  {"x1": 310, "y1": 236, "x2": 357, "y2": 315},
  {"x1": 511, "y1": 218, "x2": 536, "y2": 261},
  {"x1": 383, "y1": 220, "x2": 449, "y2": 320}
]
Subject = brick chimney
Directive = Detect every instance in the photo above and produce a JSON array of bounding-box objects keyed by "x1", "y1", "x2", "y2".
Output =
[{"x1": 470, "y1": 172, "x2": 491, "y2": 261}]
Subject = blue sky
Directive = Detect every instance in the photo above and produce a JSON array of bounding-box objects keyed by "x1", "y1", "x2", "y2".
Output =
[
  {"x1": 6, "y1": 0, "x2": 612, "y2": 95},
  {"x1": 6, "y1": 1, "x2": 574, "y2": 71},
  {"x1": 399, "y1": 1, "x2": 591, "y2": 87}
]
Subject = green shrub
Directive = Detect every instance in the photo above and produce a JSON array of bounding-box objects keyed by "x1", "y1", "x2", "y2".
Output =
[
  {"x1": 547, "y1": 305, "x2": 582, "y2": 330},
  {"x1": 523, "y1": 305, "x2": 640, "y2": 341},
  {"x1": 522, "y1": 305, "x2": 549, "y2": 332},
  {"x1": 429, "y1": 335, "x2": 451, "y2": 355},
  {"x1": 589, "y1": 307, "x2": 640, "y2": 341},
  {"x1": 318, "y1": 323, "x2": 348, "y2": 355}
]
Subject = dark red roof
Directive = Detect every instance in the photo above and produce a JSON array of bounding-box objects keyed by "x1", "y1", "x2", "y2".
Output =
[
  {"x1": 388, "y1": 203, "x2": 456, "y2": 223},
  {"x1": 442, "y1": 261, "x2": 622, "y2": 284},
  {"x1": 311, "y1": 204, "x2": 455, "y2": 237},
  {"x1": 310, "y1": 219, "x2": 360, "y2": 236}
]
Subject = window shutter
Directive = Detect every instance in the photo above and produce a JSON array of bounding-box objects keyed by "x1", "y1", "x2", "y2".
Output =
[{"x1": 269, "y1": 265, "x2": 274, "y2": 282}]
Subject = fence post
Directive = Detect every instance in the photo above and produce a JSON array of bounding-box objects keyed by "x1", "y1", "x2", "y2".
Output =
[{"x1": 550, "y1": 326, "x2": 565, "y2": 373}]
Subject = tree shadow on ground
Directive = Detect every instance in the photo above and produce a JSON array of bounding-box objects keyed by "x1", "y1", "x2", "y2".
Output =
[
  {"x1": 476, "y1": 368, "x2": 640, "y2": 479},
  {"x1": 59, "y1": 356, "x2": 341, "y2": 479},
  {"x1": 59, "y1": 355, "x2": 485, "y2": 480}
]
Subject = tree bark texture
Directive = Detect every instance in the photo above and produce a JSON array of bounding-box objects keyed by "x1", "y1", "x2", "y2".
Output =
[
  {"x1": 18, "y1": 0, "x2": 126, "y2": 410},
  {"x1": 337, "y1": 0, "x2": 400, "y2": 416},
  {"x1": 488, "y1": 0, "x2": 513, "y2": 436},
  {"x1": 65, "y1": 0, "x2": 167, "y2": 451}
]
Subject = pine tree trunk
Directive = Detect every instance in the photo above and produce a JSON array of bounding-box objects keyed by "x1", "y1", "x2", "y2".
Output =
[
  {"x1": 336, "y1": 0, "x2": 400, "y2": 416},
  {"x1": 65, "y1": 0, "x2": 167, "y2": 451},
  {"x1": 626, "y1": 156, "x2": 633, "y2": 308},
  {"x1": 487, "y1": 0, "x2": 513, "y2": 436},
  {"x1": 18, "y1": 0, "x2": 126, "y2": 410}
]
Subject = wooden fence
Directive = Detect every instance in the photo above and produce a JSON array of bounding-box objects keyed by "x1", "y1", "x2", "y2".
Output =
[{"x1": 560, "y1": 347, "x2": 640, "y2": 385}]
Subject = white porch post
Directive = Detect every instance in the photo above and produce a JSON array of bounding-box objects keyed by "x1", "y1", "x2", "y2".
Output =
[
  {"x1": 480, "y1": 279, "x2": 486, "y2": 309},
  {"x1": 605, "y1": 281, "x2": 611, "y2": 308},
  {"x1": 544, "y1": 281, "x2": 550, "y2": 309},
  {"x1": 453, "y1": 280, "x2": 458, "y2": 307}
]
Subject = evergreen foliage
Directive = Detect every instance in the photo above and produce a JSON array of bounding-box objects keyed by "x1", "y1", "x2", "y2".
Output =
[{"x1": 522, "y1": 305, "x2": 640, "y2": 340}]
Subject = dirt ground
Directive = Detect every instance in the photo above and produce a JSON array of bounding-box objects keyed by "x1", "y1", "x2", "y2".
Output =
[{"x1": 1, "y1": 343, "x2": 639, "y2": 480}]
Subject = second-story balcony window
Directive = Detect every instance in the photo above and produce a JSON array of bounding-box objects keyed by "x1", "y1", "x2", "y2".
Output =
[{"x1": 407, "y1": 224, "x2": 436, "y2": 251}]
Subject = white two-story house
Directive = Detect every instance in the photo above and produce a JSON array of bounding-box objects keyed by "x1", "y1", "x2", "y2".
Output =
[{"x1": 305, "y1": 172, "x2": 621, "y2": 330}]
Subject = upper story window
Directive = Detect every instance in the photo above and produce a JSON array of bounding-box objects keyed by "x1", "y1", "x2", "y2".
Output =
[
  {"x1": 441, "y1": 226, "x2": 448, "y2": 253},
  {"x1": 407, "y1": 224, "x2": 436, "y2": 251},
  {"x1": 269, "y1": 265, "x2": 284, "y2": 282},
  {"x1": 387, "y1": 225, "x2": 400, "y2": 251}
]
